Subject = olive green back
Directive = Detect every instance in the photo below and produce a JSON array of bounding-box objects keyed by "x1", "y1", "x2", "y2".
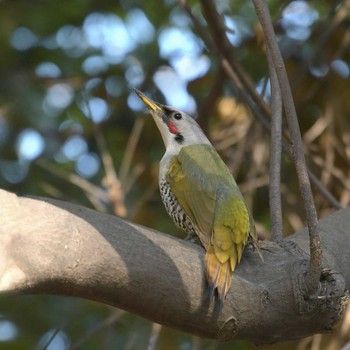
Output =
[{"x1": 166, "y1": 144, "x2": 250, "y2": 261}]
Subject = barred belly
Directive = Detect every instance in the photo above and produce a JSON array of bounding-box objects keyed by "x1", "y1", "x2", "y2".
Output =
[{"x1": 159, "y1": 179, "x2": 195, "y2": 235}]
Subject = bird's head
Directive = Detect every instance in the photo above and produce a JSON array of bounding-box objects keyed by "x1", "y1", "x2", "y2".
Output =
[{"x1": 134, "y1": 89, "x2": 210, "y2": 152}]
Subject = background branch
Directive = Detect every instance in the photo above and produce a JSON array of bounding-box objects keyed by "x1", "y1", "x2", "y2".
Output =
[
  {"x1": 0, "y1": 189, "x2": 347, "y2": 344},
  {"x1": 94, "y1": 125, "x2": 128, "y2": 218}
]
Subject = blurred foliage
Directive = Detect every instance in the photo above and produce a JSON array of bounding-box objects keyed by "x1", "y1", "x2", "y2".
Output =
[{"x1": 0, "y1": 0, "x2": 349, "y2": 349}]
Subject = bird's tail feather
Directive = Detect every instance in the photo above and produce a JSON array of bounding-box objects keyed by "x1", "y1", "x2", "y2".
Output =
[{"x1": 205, "y1": 245, "x2": 232, "y2": 304}]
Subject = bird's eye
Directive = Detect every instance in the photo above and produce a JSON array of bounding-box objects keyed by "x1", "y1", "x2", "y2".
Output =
[{"x1": 174, "y1": 113, "x2": 182, "y2": 120}]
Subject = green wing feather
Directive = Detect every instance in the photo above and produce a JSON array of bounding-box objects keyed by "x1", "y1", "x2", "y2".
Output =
[{"x1": 166, "y1": 144, "x2": 251, "y2": 301}]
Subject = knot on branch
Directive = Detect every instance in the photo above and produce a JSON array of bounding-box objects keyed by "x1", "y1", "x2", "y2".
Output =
[
  {"x1": 217, "y1": 316, "x2": 237, "y2": 341},
  {"x1": 293, "y1": 262, "x2": 348, "y2": 332}
]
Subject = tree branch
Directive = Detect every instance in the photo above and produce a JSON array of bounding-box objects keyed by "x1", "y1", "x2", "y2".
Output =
[
  {"x1": 252, "y1": 0, "x2": 322, "y2": 296},
  {"x1": 0, "y1": 189, "x2": 348, "y2": 343},
  {"x1": 267, "y1": 51, "x2": 283, "y2": 241}
]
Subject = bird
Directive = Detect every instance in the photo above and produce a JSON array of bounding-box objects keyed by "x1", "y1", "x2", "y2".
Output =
[{"x1": 134, "y1": 88, "x2": 261, "y2": 304}]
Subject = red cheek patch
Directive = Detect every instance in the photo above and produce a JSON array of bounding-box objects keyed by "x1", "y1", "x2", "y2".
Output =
[{"x1": 167, "y1": 121, "x2": 179, "y2": 135}]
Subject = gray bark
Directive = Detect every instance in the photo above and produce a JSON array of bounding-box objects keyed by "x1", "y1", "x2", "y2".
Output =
[{"x1": 0, "y1": 189, "x2": 348, "y2": 344}]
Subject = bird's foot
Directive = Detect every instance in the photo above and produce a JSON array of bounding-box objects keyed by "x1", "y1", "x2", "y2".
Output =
[{"x1": 184, "y1": 233, "x2": 202, "y2": 245}]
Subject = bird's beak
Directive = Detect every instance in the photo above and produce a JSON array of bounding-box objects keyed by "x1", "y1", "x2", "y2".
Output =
[{"x1": 134, "y1": 88, "x2": 162, "y2": 112}]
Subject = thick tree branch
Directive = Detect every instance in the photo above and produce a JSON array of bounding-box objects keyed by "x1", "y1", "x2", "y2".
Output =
[{"x1": 0, "y1": 189, "x2": 348, "y2": 343}]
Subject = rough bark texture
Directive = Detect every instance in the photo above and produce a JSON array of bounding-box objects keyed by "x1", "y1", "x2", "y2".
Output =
[{"x1": 0, "y1": 189, "x2": 348, "y2": 343}]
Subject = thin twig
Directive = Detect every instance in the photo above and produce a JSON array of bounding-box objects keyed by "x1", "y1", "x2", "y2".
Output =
[
  {"x1": 312, "y1": 156, "x2": 350, "y2": 193},
  {"x1": 197, "y1": 0, "x2": 271, "y2": 117},
  {"x1": 197, "y1": 67, "x2": 226, "y2": 135},
  {"x1": 252, "y1": 0, "x2": 321, "y2": 295},
  {"x1": 307, "y1": 170, "x2": 341, "y2": 210},
  {"x1": 94, "y1": 126, "x2": 128, "y2": 218},
  {"x1": 240, "y1": 175, "x2": 270, "y2": 194},
  {"x1": 69, "y1": 310, "x2": 124, "y2": 350},
  {"x1": 123, "y1": 163, "x2": 145, "y2": 195},
  {"x1": 267, "y1": 51, "x2": 283, "y2": 241},
  {"x1": 244, "y1": 124, "x2": 267, "y2": 209},
  {"x1": 36, "y1": 158, "x2": 109, "y2": 208},
  {"x1": 40, "y1": 328, "x2": 62, "y2": 350},
  {"x1": 220, "y1": 58, "x2": 272, "y2": 131},
  {"x1": 120, "y1": 117, "x2": 145, "y2": 189},
  {"x1": 148, "y1": 323, "x2": 163, "y2": 350},
  {"x1": 129, "y1": 179, "x2": 158, "y2": 221}
]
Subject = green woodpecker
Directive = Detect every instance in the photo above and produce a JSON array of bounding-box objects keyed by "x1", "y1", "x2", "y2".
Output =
[{"x1": 135, "y1": 89, "x2": 259, "y2": 303}]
